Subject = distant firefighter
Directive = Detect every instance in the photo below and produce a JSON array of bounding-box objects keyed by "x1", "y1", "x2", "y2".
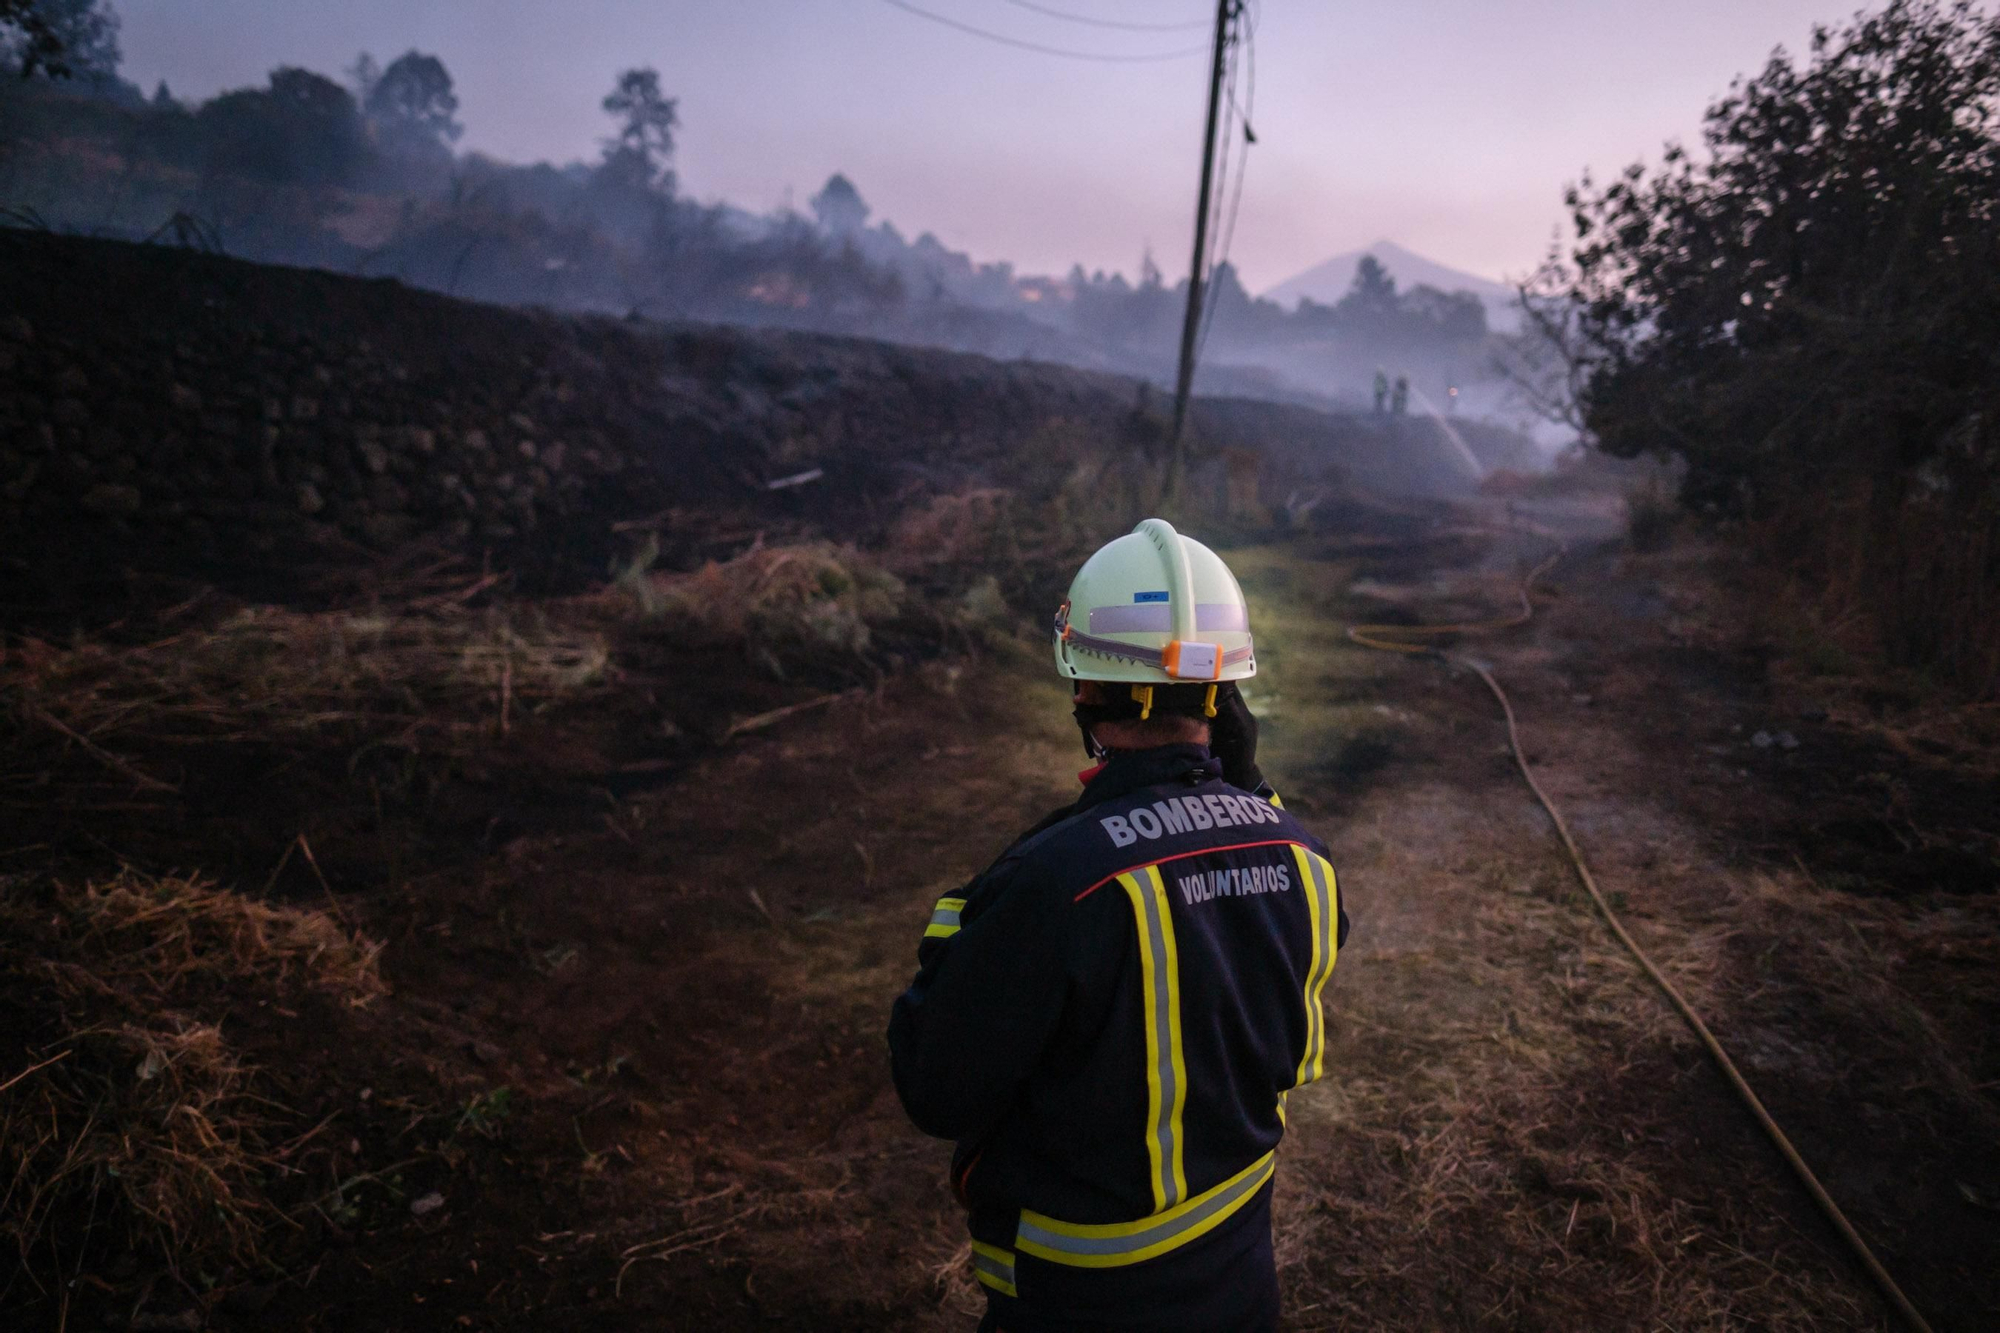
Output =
[
  {"x1": 1372, "y1": 369, "x2": 1388, "y2": 413},
  {"x1": 1391, "y1": 374, "x2": 1409, "y2": 415}
]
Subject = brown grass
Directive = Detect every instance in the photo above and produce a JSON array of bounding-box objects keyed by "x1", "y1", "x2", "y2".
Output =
[
  {"x1": 1762, "y1": 481, "x2": 2000, "y2": 701},
  {"x1": 0, "y1": 871, "x2": 385, "y2": 1289}
]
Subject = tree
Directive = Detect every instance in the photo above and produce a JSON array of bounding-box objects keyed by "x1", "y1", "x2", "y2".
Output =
[
  {"x1": 810, "y1": 173, "x2": 868, "y2": 234},
  {"x1": 1559, "y1": 0, "x2": 2000, "y2": 509},
  {"x1": 599, "y1": 67, "x2": 677, "y2": 194},
  {"x1": 1401, "y1": 284, "x2": 1487, "y2": 341},
  {"x1": 365, "y1": 50, "x2": 462, "y2": 159},
  {"x1": 1, "y1": 0, "x2": 117, "y2": 81},
  {"x1": 196, "y1": 66, "x2": 370, "y2": 186},
  {"x1": 1336, "y1": 254, "x2": 1399, "y2": 324},
  {"x1": 1556, "y1": 0, "x2": 2000, "y2": 692}
]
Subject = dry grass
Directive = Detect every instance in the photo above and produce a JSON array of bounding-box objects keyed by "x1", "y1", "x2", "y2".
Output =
[
  {"x1": 0, "y1": 871, "x2": 385, "y2": 1289},
  {"x1": 1762, "y1": 481, "x2": 2000, "y2": 701},
  {"x1": 1273, "y1": 796, "x2": 1878, "y2": 1332},
  {"x1": 1, "y1": 598, "x2": 615, "y2": 800},
  {"x1": 632, "y1": 540, "x2": 906, "y2": 661}
]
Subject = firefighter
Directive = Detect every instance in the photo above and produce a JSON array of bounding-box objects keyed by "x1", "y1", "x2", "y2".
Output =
[
  {"x1": 1372, "y1": 368, "x2": 1389, "y2": 413},
  {"x1": 1391, "y1": 374, "x2": 1410, "y2": 415},
  {"x1": 889, "y1": 519, "x2": 1349, "y2": 1333}
]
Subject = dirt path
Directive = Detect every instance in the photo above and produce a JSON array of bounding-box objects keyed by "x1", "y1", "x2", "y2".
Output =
[{"x1": 210, "y1": 503, "x2": 1997, "y2": 1332}]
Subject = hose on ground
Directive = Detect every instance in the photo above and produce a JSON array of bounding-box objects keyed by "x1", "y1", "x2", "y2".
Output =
[{"x1": 1345, "y1": 543, "x2": 1936, "y2": 1333}]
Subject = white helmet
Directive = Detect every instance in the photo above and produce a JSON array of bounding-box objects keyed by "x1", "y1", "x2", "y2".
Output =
[{"x1": 1053, "y1": 519, "x2": 1256, "y2": 695}]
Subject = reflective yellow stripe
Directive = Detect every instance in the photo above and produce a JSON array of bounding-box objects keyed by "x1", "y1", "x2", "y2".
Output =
[
  {"x1": 1289, "y1": 847, "x2": 1339, "y2": 1086},
  {"x1": 1290, "y1": 846, "x2": 1322, "y2": 1086},
  {"x1": 1016, "y1": 1150, "x2": 1276, "y2": 1268},
  {"x1": 970, "y1": 1240, "x2": 1017, "y2": 1296},
  {"x1": 923, "y1": 895, "x2": 966, "y2": 940},
  {"x1": 1117, "y1": 866, "x2": 1186, "y2": 1211},
  {"x1": 1308, "y1": 853, "x2": 1339, "y2": 1081}
]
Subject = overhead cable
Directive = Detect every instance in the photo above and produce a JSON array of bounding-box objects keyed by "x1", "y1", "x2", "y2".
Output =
[
  {"x1": 998, "y1": 0, "x2": 1212, "y2": 32},
  {"x1": 882, "y1": 0, "x2": 1210, "y2": 61}
]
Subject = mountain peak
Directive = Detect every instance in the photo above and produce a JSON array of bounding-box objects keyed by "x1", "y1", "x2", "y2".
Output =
[{"x1": 1261, "y1": 243, "x2": 1519, "y2": 331}]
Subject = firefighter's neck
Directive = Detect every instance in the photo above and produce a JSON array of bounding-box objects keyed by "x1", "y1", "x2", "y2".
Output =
[{"x1": 1092, "y1": 716, "x2": 1211, "y2": 754}]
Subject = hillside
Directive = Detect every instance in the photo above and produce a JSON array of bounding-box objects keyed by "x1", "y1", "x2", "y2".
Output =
[{"x1": 0, "y1": 231, "x2": 1516, "y2": 615}]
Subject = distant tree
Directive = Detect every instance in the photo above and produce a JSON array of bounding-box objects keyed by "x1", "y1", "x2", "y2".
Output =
[
  {"x1": 347, "y1": 51, "x2": 380, "y2": 103},
  {"x1": 1401, "y1": 284, "x2": 1487, "y2": 340},
  {"x1": 599, "y1": 67, "x2": 677, "y2": 194},
  {"x1": 365, "y1": 50, "x2": 462, "y2": 159},
  {"x1": 810, "y1": 173, "x2": 869, "y2": 234},
  {"x1": 150, "y1": 77, "x2": 174, "y2": 107},
  {"x1": 0, "y1": 0, "x2": 62, "y2": 77},
  {"x1": 1336, "y1": 254, "x2": 1399, "y2": 322},
  {"x1": 1, "y1": 0, "x2": 117, "y2": 82},
  {"x1": 196, "y1": 66, "x2": 370, "y2": 186}
]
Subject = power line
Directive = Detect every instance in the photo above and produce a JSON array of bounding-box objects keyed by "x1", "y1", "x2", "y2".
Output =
[
  {"x1": 1198, "y1": 1, "x2": 1254, "y2": 357},
  {"x1": 997, "y1": 0, "x2": 1212, "y2": 32},
  {"x1": 881, "y1": 0, "x2": 1210, "y2": 61}
]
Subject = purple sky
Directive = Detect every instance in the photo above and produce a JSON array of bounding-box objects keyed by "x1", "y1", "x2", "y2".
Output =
[{"x1": 115, "y1": 0, "x2": 1869, "y2": 292}]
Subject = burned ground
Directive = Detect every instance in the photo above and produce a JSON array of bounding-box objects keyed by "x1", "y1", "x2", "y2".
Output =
[
  {"x1": 6, "y1": 482, "x2": 1996, "y2": 1331},
  {"x1": 3, "y1": 242, "x2": 1997, "y2": 1332}
]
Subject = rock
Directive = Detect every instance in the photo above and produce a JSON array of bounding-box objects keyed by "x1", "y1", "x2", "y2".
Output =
[
  {"x1": 510, "y1": 412, "x2": 537, "y2": 435},
  {"x1": 464, "y1": 428, "x2": 491, "y2": 454},
  {"x1": 169, "y1": 383, "x2": 202, "y2": 412},
  {"x1": 517, "y1": 439, "x2": 538, "y2": 461},
  {"x1": 295, "y1": 482, "x2": 326, "y2": 515},
  {"x1": 1777, "y1": 731, "x2": 1799, "y2": 750},
  {"x1": 542, "y1": 441, "x2": 566, "y2": 471},
  {"x1": 410, "y1": 1191, "x2": 446, "y2": 1217},
  {"x1": 410, "y1": 427, "x2": 437, "y2": 455},
  {"x1": 80, "y1": 483, "x2": 142, "y2": 516},
  {"x1": 358, "y1": 438, "x2": 391, "y2": 474}
]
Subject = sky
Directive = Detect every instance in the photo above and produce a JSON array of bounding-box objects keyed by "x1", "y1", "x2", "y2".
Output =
[{"x1": 113, "y1": 0, "x2": 1874, "y2": 294}]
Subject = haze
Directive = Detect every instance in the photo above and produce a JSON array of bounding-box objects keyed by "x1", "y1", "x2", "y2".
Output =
[{"x1": 110, "y1": 0, "x2": 1875, "y2": 292}]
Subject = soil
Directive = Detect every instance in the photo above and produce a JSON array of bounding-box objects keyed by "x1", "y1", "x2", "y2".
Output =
[{"x1": 6, "y1": 484, "x2": 1998, "y2": 1332}]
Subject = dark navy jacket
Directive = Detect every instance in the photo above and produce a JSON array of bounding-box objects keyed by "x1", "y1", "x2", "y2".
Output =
[{"x1": 888, "y1": 745, "x2": 1347, "y2": 1325}]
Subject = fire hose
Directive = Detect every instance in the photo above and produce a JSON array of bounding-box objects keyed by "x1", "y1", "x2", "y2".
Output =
[{"x1": 1346, "y1": 536, "x2": 1935, "y2": 1333}]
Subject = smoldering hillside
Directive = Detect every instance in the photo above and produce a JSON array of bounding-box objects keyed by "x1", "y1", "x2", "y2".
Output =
[{"x1": 0, "y1": 229, "x2": 1527, "y2": 615}]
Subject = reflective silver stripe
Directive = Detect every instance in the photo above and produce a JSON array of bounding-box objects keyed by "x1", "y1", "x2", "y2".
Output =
[
  {"x1": 1085, "y1": 603, "x2": 1251, "y2": 635},
  {"x1": 1063, "y1": 629, "x2": 1254, "y2": 670},
  {"x1": 1015, "y1": 1152, "x2": 1276, "y2": 1265},
  {"x1": 1195, "y1": 602, "x2": 1249, "y2": 631},
  {"x1": 924, "y1": 896, "x2": 965, "y2": 940},
  {"x1": 971, "y1": 1243, "x2": 1016, "y2": 1295},
  {"x1": 1089, "y1": 604, "x2": 1173, "y2": 634}
]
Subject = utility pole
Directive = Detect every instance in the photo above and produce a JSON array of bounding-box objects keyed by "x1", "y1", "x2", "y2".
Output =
[{"x1": 1163, "y1": 0, "x2": 1235, "y2": 504}]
